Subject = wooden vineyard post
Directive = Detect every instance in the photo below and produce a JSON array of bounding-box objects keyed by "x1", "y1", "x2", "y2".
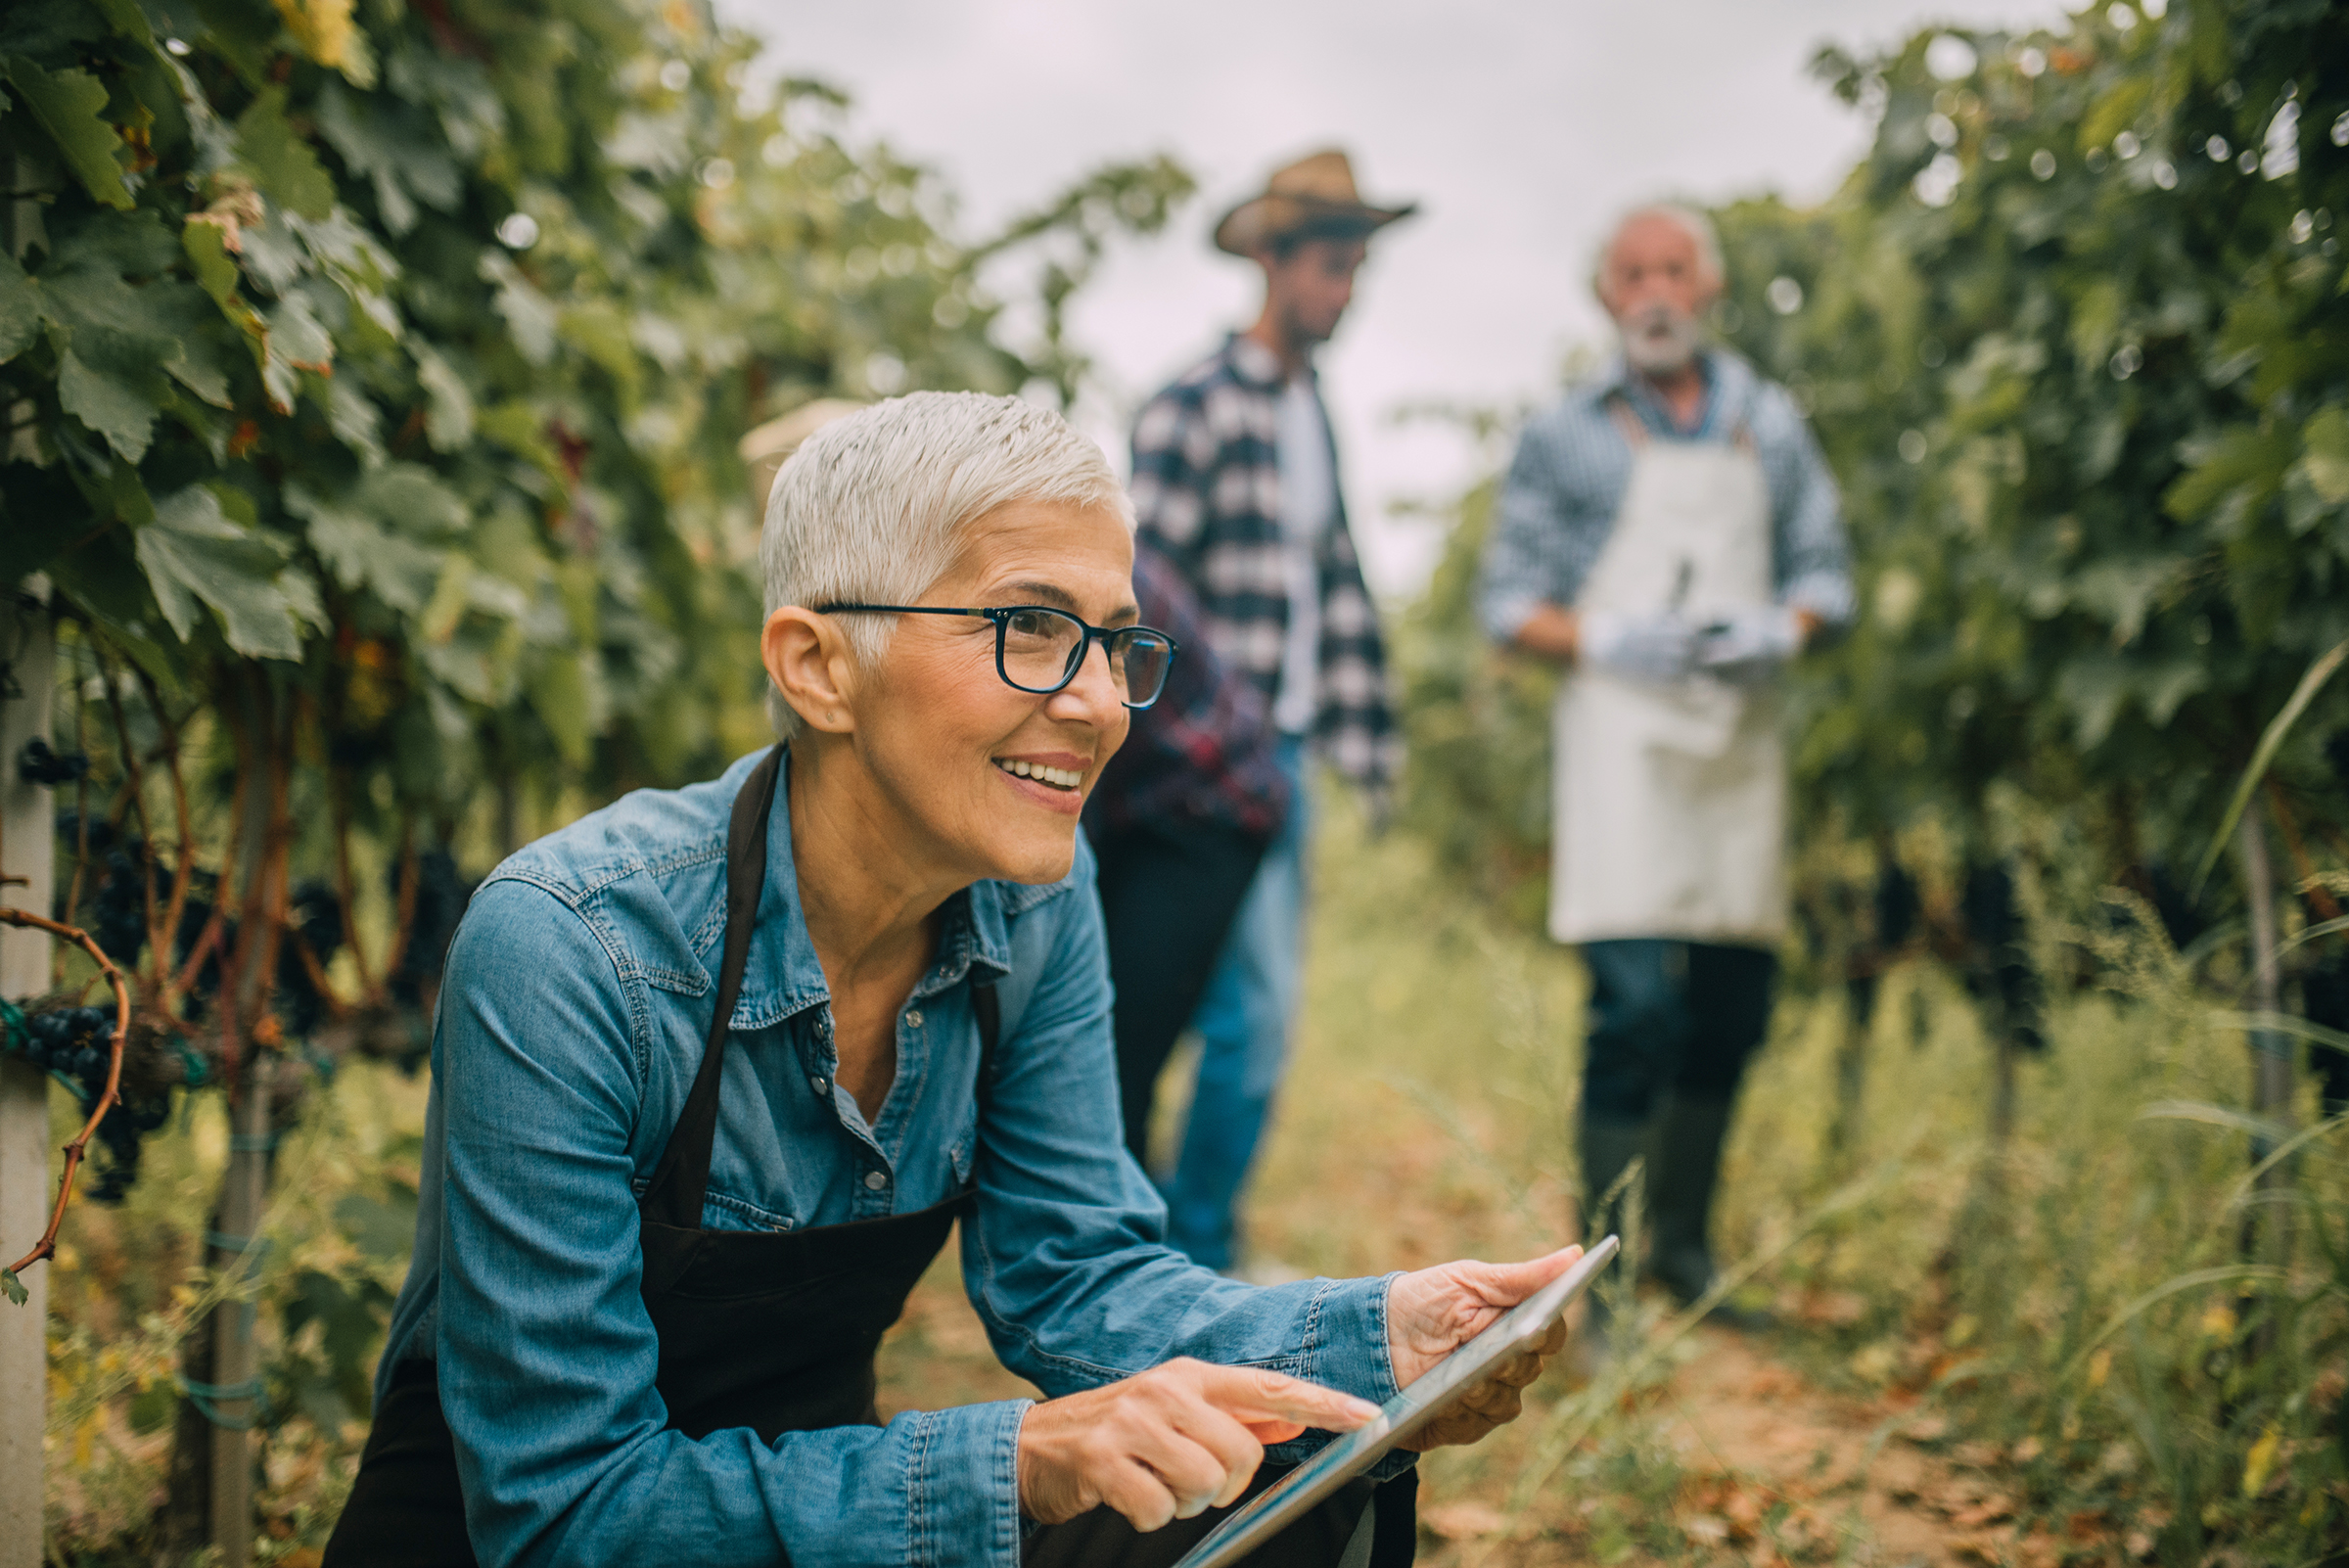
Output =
[{"x1": 1, "y1": 608, "x2": 55, "y2": 1568}]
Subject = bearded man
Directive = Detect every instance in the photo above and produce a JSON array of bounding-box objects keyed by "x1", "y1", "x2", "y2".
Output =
[{"x1": 1475, "y1": 205, "x2": 1853, "y2": 1326}]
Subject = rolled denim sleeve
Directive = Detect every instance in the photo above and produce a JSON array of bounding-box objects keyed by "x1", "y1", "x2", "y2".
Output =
[
  {"x1": 433, "y1": 880, "x2": 1027, "y2": 1568},
  {"x1": 962, "y1": 862, "x2": 1406, "y2": 1466}
]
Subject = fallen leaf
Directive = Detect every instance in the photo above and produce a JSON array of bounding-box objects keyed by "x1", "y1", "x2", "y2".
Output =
[
  {"x1": 1799, "y1": 1289, "x2": 1868, "y2": 1327},
  {"x1": 1684, "y1": 1513, "x2": 1731, "y2": 1547},
  {"x1": 1419, "y1": 1500, "x2": 1509, "y2": 1541},
  {"x1": 1901, "y1": 1413, "x2": 1951, "y2": 1447}
]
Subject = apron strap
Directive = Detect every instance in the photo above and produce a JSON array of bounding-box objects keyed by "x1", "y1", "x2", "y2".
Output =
[
  {"x1": 640, "y1": 746, "x2": 1008, "y2": 1230},
  {"x1": 642, "y1": 745, "x2": 787, "y2": 1230}
]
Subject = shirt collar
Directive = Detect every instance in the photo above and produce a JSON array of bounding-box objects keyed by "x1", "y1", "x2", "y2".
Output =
[
  {"x1": 1579, "y1": 346, "x2": 1754, "y2": 435},
  {"x1": 729, "y1": 748, "x2": 1014, "y2": 1031},
  {"x1": 1223, "y1": 331, "x2": 1292, "y2": 390}
]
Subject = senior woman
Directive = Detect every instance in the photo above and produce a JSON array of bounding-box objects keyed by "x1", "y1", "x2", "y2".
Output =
[{"x1": 324, "y1": 392, "x2": 1578, "y2": 1568}]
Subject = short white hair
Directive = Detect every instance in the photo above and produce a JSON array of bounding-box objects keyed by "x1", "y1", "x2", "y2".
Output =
[
  {"x1": 1593, "y1": 203, "x2": 1726, "y2": 299},
  {"x1": 759, "y1": 391, "x2": 1133, "y2": 737}
]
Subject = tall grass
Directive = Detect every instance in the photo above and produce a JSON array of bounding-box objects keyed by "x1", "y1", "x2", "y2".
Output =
[{"x1": 32, "y1": 791, "x2": 2348, "y2": 1564}]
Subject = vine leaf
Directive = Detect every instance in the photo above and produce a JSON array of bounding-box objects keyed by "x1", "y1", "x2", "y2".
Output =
[
  {"x1": 234, "y1": 87, "x2": 336, "y2": 221},
  {"x1": 133, "y1": 484, "x2": 314, "y2": 660},
  {"x1": 1, "y1": 1267, "x2": 23, "y2": 1309},
  {"x1": 0, "y1": 251, "x2": 36, "y2": 362},
  {"x1": 1, "y1": 56, "x2": 133, "y2": 209}
]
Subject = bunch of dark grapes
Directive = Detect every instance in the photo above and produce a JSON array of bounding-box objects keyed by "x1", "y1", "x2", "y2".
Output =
[
  {"x1": 55, "y1": 813, "x2": 166, "y2": 967},
  {"x1": 2, "y1": 1006, "x2": 171, "y2": 1203},
  {"x1": 277, "y1": 879, "x2": 345, "y2": 1039}
]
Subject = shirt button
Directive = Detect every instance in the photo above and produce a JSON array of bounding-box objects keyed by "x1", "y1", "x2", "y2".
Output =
[
  {"x1": 862, "y1": 1171, "x2": 889, "y2": 1191},
  {"x1": 904, "y1": 1009, "x2": 924, "y2": 1030},
  {"x1": 809, "y1": 1075, "x2": 829, "y2": 1095}
]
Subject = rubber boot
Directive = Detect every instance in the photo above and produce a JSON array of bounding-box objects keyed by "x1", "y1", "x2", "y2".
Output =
[
  {"x1": 1574, "y1": 1115, "x2": 1648, "y2": 1364},
  {"x1": 1644, "y1": 1096, "x2": 1770, "y2": 1329}
]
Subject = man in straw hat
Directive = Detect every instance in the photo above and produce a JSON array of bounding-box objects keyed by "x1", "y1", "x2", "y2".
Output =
[
  {"x1": 1127, "y1": 149, "x2": 1415, "y2": 1273},
  {"x1": 1476, "y1": 205, "x2": 1853, "y2": 1339}
]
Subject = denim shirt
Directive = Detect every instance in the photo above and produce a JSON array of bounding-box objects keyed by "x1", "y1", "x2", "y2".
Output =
[
  {"x1": 377, "y1": 749, "x2": 1404, "y2": 1568},
  {"x1": 1476, "y1": 348, "x2": 1856, "y2": 644}
]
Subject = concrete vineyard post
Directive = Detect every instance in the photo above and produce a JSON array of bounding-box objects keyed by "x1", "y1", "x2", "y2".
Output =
[{"x1": 1, "y1": 610, "x2": 55, "y2": 1568}]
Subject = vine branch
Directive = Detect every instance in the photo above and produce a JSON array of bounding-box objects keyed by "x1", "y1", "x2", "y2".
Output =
[{"x1": 1, "y1": 907, "x2": 130, "y2": 1284}]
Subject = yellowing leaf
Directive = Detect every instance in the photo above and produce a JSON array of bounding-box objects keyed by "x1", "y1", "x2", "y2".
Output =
[
  {"x1": 2241, "y1": 1425, "x2": 2280, "y2": 1498},
  {"x1": 2086, "y1": 1346, "x2": 2112, "y2": 1389},
  {"x1": 271, "y1": 0, "x2": 354, "y2": 69}
]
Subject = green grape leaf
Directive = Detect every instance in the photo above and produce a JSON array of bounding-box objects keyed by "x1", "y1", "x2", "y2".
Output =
[
  {"x1": 2296, "y1": 406, "x2": 2349, "y2": 507},
  {"x1": 134, "y1": 484, "x2": 308, "y2": 660},
  {"x1": 58, "y1": 338, "x2": 167, "y2": 461},
  {"x1": 0, "y1": 249, "x2": 35, "y2": 362},
  {"x1": 1, "y1": 1268, "x2": 23, "y2": 1309},
  {"x1": 412, "y1": 345, "x2": 475, "y2": 450},
  {"x1": 2, "y1": 56, "x2": 133, "y2": 209},
  {"x1": 182, "y1": 220, "x2": 244, "y2": 309},
  {"x1": 234, "y1": 86, "x2": 335, "y2": 221}
]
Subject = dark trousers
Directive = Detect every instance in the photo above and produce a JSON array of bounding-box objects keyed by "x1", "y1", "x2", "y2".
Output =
[
  {"x1": 1581, "y1": 939, "x2": 1777, "y2": 1124},
  {"x1": 1091, "y1": 818, "x2": 1268, "y2": 1165}
]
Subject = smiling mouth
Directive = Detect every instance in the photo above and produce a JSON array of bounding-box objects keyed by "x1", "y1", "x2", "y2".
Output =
[{"x1": 994, "y1": 758, "x2": 1083, "y2": 791}]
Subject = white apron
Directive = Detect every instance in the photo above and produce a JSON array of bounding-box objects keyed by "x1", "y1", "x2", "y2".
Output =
[{"x1": 1548, "y1": 404, "x2": 1787, "y2": 947}]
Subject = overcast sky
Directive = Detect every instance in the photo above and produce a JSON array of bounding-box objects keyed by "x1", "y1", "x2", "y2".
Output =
[{"x1": 713, "y1": 0, "x2": 2047, "y2": 595}]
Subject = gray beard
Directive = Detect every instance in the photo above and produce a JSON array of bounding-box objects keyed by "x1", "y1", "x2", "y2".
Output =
[{"x1": 1620, "y1": 308, "x2": 1703, "y2": 375}]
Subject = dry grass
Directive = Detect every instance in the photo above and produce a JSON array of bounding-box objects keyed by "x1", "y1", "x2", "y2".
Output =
[{"x1": 37, "y1": 794, "x2": 2348, "y2": 1565}]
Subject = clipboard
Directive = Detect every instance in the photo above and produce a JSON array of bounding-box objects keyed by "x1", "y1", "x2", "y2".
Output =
[{"x1": 1170, "y1": 1235, "x2": 1621, "y2": 1568}]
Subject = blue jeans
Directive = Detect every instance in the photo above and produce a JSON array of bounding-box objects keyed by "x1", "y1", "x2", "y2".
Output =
[
  {"x1": 1166, "y1": 736, "x2": 1311, "y2": 1269},
  {"x1": 1580, "y1": 939, "x2": 1777, "y2": 1125}
]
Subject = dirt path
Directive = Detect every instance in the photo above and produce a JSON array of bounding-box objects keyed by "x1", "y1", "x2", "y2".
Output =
[
  {"x1": 1420, "y1": 1320, "x2": 2113, "y2": 1568},
  {"x1": 875, "y1": 1257, "x2": 2113, "y2": 1568}
]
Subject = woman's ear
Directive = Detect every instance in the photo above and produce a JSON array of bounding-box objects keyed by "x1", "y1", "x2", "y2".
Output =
[{"x1": 762, "y1": 607, "x2": 857, "y2": 735}]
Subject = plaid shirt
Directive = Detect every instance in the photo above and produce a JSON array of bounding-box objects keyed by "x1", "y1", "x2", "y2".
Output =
[
  {"x1": 1084, "y1": 545, "x2": 1291, "y2": 841},
  {"x1": 1128, "y1": 334, "x2": 1401, "y2": 792}
]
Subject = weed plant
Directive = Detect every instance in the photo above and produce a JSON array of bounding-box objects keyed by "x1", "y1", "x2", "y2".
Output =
[{"x1": 30, "y1": 795, "x2": 2347, "y2": 1564}]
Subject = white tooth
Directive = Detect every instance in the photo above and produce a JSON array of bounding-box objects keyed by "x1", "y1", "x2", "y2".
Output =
[
  {"x1": 1055, "y1": 767, "x2": 1078, "y2": 786},
  {"x1": 1014, "y1": 761, "x2": 1033, "y2": 778}
]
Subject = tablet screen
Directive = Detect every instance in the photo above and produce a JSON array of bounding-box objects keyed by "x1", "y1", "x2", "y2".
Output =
[{"x1": 1172, "y1": 1235, "x2": 1621, "y2": 1568}]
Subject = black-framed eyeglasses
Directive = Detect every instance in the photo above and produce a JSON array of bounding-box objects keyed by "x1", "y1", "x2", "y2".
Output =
[{"x1": 813, "y1": 604, "x2": 1180, "y2": 710}]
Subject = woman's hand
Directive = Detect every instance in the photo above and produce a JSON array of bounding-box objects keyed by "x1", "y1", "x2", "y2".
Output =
[
  {"x1": 1016, "y1": 1359, "x2": 1381, "y2": 1531},
  {"x1": 1386, "y1": 1246, "x2": 1583, "y2": 1452}
]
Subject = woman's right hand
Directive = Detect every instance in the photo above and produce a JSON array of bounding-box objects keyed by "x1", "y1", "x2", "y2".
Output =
[{"x1": 1015, "y1": 1359, "x2": 1381, "y2": 1531}]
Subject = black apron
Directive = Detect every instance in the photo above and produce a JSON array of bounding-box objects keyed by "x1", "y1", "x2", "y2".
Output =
[{"x1": 324, "y1": 746, "x2": 1412, "y2": 1567}]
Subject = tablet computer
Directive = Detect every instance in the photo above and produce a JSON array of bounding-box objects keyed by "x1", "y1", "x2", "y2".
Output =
[{"x1": 1171, "y1": 1234, "x2": 1620, "y2": 1568}]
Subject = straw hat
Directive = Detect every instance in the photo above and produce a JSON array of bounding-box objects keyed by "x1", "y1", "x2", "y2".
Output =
[
  {"x1": 1212, "y1": 149, "x2": 1418, "y2": 258},
  {"x1": 739, "y1": 397, "x2": 864, "y2": 508}
]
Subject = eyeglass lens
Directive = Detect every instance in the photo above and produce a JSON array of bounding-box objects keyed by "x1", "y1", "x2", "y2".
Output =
[{"x1": 1000, "y1": 610, "x2": 1172, "y2": 704}]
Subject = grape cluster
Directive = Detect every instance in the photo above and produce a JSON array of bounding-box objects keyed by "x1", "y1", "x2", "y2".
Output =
[{"x1": 3, "y1": 1006, "x2": 174, "y2": 1203}]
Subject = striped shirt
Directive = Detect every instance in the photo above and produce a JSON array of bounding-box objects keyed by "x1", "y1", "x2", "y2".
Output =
[
  {"x1": 1476, "y1": 349, "x2": 1854, "y2": 644},
  {"x1": 1129, "y1": 334, "x2": 1400, "y2": 792}
]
